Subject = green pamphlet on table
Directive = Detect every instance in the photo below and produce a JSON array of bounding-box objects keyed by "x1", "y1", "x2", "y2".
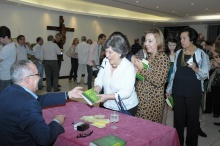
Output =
[{"x1": 90, "y1": 134, "x2": 126, "y2": 146}]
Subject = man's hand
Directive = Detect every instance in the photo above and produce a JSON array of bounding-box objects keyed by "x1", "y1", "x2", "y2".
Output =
[
  {"x1": 68, "y1": 87, "x2": 83, "y2": 100},
  {"x1": 54, "y1": 115, "x2": 66, "y2": 125}
]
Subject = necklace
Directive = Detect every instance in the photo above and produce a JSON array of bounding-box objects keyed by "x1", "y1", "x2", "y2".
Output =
[{"x1": 181, "y1": 47, "x2": 196, "y2": 66}]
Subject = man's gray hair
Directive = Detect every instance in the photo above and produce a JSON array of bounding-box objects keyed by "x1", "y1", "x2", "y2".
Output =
[
  {"x1": 10, "y1": 60, "x2": 34, "y2": 83},
  {"x1": 47, "y1": 35, "x2": 54, "y2": 41}
]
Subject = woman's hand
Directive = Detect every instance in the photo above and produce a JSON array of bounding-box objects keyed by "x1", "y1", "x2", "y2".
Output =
[
  {"x1": 188, "y1": 62, "x2": 199, "y2": 73},
  {"x1": 133, "y1": 57, "x2": 143, "y2": 71},
  {"x1": 96, "y1": 93, "x2": 116, "y2": 103},
  {"x1": 94, "y1": 85, "x2": 101, "y2": 93},
  {"x1": 165, "y1": 92, "x2": 170, "y2": 98}
]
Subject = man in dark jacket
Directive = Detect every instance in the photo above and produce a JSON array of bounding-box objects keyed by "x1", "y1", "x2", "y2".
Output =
[{"x1": 0, "y1": 60, "x2": 83, "y2": 146}]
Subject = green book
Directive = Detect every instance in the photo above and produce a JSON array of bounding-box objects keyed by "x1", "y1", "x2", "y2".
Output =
[
  {"x1": 82, "y1": 88, "x2": 100, "y2": 106},
  {"x1": 136, "y1": 73, "x2": 144, "y2": 82},
  {"x1": 166, "y1": 95, "x2": 174, "y2": 108},
  {"x1": 90, "y1": 134, "x2": 126, "y2": 146},
  {"x1": 142, "y1": 59, "x2": 149, "y2": 70}
]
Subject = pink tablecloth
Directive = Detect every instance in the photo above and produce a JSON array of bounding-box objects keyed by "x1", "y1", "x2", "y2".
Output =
[{"x1": 43, "y1": 101, "x2": 179, "y2": 146}]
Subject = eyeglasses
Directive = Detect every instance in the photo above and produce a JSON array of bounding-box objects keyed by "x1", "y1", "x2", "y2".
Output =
[
  {"x1": 28, "y1": 73, "x2": 40, "y2": 77},
  {"x1": 76, "y1": 130, "x2": 93, "y2": 138}
]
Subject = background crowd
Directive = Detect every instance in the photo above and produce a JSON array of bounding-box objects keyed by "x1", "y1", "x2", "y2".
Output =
[{"x1": 1, "y1": 25, "x2": 220, "y2": 146}]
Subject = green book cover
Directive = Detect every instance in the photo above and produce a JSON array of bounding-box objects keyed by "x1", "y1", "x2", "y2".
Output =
[
  {"x1": 82, "y1": 88, "x2": 100, "y2": 106},
  {"x1": 166, "y1": 95, "x2": 174, "y2": 108},
  {"x1": 142, "y1": 59, "x2": 149, "y2": 70},
  {"x1": 136, "y1": 73, "x2": 144, "y2": 82},
  {"x1": 90, "y1": 134, "x2": 126, "y2": 146}
]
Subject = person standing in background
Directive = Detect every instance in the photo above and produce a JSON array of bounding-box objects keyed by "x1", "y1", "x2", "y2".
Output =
[
  {"x1": 54, "y1": 33, "x2": 63, "y2": 87},
  {"x1": 87, "y1": 39, "x2": 93, "y2": 45},
  {"x1": 43, "y1": 35, "x2": 61, "y2": 92},
  {"x1": 134, "y1": 29, "x2": 170, "y2": 123},
  {"x1": 87, "y1": 34, "x2": 106, "y2": 89},
  {"x1": 75, "y1": 36, "x2": 90, "y2": 85},
  {"x1": 16, "y1": 35, "x2": 34, "y2": 61},
  {"x1": 166, "y1": 27, "x2": 210, "y2": 146},
  {"x1": 131, "y1": 38, "x2": 142, "y2": 55},
  {"x1": 33, "y1": 37, "x2": 44, "y2": 89},
  {"x1": 0, "y1": 26, "x2": 16, "y2": 92},
  {"x1": 162, "y1": 37, "x2": 178, "y2": 125},
  {"x1": 68, "y1": 38, "x2": 79, "y2": 83}
]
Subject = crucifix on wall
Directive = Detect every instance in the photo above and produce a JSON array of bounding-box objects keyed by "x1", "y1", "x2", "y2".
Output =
[{"x1": 47, "y1": 16, "x2": 74, "y2": 49}]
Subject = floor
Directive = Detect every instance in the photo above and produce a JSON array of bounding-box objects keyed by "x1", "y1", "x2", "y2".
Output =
[{"x1": 37, "y1": 78, "x2": 220, "y2": 146}]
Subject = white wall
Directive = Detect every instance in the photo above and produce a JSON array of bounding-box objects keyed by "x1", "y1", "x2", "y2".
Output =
[
  {"x1": 190, "y1": 24, "x2": 208, "y2": 39},
  {"x1": 0, "y1": 4, "x2": 155, "y2": 77}
]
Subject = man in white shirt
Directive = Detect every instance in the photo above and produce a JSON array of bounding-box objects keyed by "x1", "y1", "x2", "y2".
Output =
[
  {"x1": 87, "y1": 34, "x2": 106, "y2": 89},
  {"x1": 16, "y1": 35, "x2": 34, "y2": 61},
  {"x1": 42, "y1": 35, "x2": 61, "y2": 92},
  {"x1": 33, "y1": 37, "x2": 44, "y2": 89},
  {"x1": 75, "y1": 36, "x2": 90, "y2": 84},
  {"x1": 0, "y1": 26, "x2": 16, "y2": 92}
]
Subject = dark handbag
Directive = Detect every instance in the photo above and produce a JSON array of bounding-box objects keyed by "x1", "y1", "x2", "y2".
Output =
[{"x1": 117, "y1": 95, "x2": 131, "y2": 116}]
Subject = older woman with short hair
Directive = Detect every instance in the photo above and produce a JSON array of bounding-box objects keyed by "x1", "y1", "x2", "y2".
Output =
[{"x1": 94, "y1": 32, "x2": 139, "y2": 116}]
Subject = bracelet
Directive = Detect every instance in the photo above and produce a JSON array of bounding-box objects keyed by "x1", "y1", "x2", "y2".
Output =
[{"x1": 66, "y1": 92, "x2": 69, "y2": 99}]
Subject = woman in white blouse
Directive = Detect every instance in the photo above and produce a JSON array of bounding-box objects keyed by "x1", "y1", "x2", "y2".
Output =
[{"x1": 94, "y1": 32, "x2": 139, "y2": 116}]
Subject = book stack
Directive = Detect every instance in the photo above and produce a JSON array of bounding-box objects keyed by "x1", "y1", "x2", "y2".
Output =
[
  {"x1": 90, "y1": 134, "x2": 126, "y2": 146},
  {"x1": 81, "y1": 88, "x2": 100, "y2": 106},
  {"x1": 136, "y1": 59, "x2": 149, "y2": 82}
]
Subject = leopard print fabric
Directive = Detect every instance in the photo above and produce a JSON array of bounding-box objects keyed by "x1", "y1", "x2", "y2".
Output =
[{"x1": 135, "y1": 52, "x2": 170, "y2": 123}]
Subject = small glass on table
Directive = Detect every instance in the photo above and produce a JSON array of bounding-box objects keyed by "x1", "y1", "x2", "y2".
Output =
[{"x1": 110, "y1": 111, "x2": 119, "y2": 129}]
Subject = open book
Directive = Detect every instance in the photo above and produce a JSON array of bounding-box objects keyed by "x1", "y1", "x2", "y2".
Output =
[
  {"x1": 90, "y1": 134, "x2": 126, "y2": 146},
  {"x1": 81, "y1": 88, "x2": 100, "y2": 106}
]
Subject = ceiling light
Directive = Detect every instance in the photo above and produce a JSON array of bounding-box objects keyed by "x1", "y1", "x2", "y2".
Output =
[
  {"x1": 135, "y1": 1, "x2": 139, "y2": 3},
  {"x1": 156, "y1": 6, "x2": 159, "y2": 9},
  {"x1": 191, "y1": 3, "x2": 194, "y2": 6},
  {"x1": 205, "y1": 8, "x2": 208, "y2": 11},
  {"x1": 172, "y1": 11, "x2": 175, "y2": 13},
  {"x1": 195, "y1": 15, "x2": 220, "y2": 20}
]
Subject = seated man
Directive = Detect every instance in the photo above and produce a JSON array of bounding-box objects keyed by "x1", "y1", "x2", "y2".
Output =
[{"x1": 0, "y1": 60, "x2": 83, "y2": 146}]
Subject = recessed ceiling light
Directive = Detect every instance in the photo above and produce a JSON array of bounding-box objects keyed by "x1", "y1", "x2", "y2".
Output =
[
  {"x1": 136, "y1": 1, "x2": 139, "y2": 3},
  {"x1": 205, "y1": 8, "x2": 209, "y2": 11},
  {"x1": 191, "y1": 2, "x2": 194, "y2": 6},
  {"x1": 17, "y1": 4, "x2": 21, "y2": 6},
  {"x1": 186, "y1": 14, "x2": 189, "y2": 16},
  {"x1": 172, "y1": 11, "x2": 175, "y2": 13},
  {"x1": 156, "y1": 6, "x2": 159, "y2": 9}
]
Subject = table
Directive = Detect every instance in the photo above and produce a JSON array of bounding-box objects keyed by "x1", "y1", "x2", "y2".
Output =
[{"x1": 43, "y1": 101, "x2": 179, "y2": 146}]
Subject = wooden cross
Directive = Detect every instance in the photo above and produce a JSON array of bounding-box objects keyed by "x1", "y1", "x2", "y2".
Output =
[{"x1": 47, "y1": 16, "x2": 74, "y2": 49}]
